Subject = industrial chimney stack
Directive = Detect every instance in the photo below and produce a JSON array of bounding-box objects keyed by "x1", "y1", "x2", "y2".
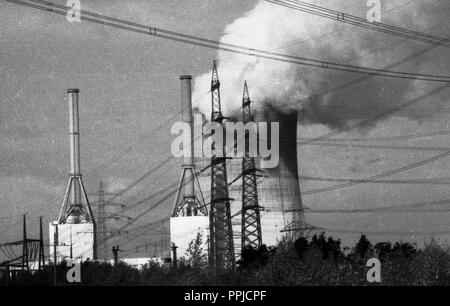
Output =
[
  {"x1": 170, "y1": 75, "x2": 209, "y2": 263},
  {"x1": 56, "y1": 89, "x2": 94, "y2": 225},
  {"x1": 49, "y1": 88, "x2": 96, "y2": 263},
  {"x1": 171, "y1": 76, "x2": 207, "y2": 217},
  {"x1": 69, "y1": 88, "x2": 81, "y2": 208}
]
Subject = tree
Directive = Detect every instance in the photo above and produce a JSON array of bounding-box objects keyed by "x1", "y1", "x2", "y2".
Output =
[
  {"x1": 374, "y1": 242, "x2": 392, "y2": 261},
  {"x1": 294, "y1": 237, "x2": 309, "y2": 258},
  {"x1": 355, "y1": 235, "x2": 372, "y2": 258},
  {"x1": 184, "y1": 232, "x2": 207, "y2": 270},
  {"x1": 327, "y1": 237, "x2": 343, "y2": 263},
  {"x1": 238, "y1": 245, "x2": 270, "y2": 270},
  {"x1": 392, "y1": 242, "x2": 416, "y2": 258},
  {"x1": 307, "y1": 233, "x2": 342, "y2": 261}
]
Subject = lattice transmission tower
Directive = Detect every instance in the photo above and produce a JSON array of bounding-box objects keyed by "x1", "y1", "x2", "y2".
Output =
[
  {"x1": 209, "y1": 61, "x2": 235, "y2": 271},
  {"x1": 97, "y1": 181, "x2": 108, "y2": 261},
  {"x1": 241, "y1": 81, "x2": 263, "y2": 250}
]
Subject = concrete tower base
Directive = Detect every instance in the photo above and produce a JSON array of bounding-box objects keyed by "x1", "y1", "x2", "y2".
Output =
[{"x1": 49, "y1": 223, "x2": 95, "y2": 263}]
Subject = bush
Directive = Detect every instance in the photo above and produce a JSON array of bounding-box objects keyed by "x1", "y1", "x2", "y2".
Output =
[{"x1": 2, "y1": 234, "x2": 450, "y2": 286}]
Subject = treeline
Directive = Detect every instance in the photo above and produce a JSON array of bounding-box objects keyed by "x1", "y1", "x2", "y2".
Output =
[{"x1": 1, "y1": 233, "x2": 450, "y2": 286}]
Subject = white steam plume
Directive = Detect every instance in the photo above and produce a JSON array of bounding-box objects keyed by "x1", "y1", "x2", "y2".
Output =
[{"x1": 192, "y1": 0, "x2": 449, "y2": 129}]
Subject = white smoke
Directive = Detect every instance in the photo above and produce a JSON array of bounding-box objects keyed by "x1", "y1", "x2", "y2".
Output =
[{"x1": 192, "y1": 0, "x2": 449, "y2": 129}]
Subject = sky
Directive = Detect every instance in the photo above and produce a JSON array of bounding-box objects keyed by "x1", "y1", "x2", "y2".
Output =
[{"x1": 1, "y1": 0, "x2": 450, "y2": 260}]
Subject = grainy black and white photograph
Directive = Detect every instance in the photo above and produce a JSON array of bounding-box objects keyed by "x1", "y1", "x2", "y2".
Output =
[{"x1": 1, "y1": 0, "x2": 450, "y2": 295}]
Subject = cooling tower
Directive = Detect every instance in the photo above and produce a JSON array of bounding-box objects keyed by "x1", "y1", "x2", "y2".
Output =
[{"x1": 256, "y1": 108, "x2": 303, "y2": 245}]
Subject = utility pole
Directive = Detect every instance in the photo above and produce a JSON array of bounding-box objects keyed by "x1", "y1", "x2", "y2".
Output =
[
  {"x1": 241, "y1": 81, "x2": 263, "y2": 251},
  {"x1": 209, "y1": 61, "x2": 235, "y2": 271},
  {"x1": 22, "y1": 214, "x2": 29, "y2": 271},
  {"x1": 69, "y1": 225, "x2": 73, "y2": 261},
  {"x1": 52, "y1": 222, "x2": 58, "y2": 286},
  {"x1": 38, "y1": 216, "x2": 45, "y2": 270}
]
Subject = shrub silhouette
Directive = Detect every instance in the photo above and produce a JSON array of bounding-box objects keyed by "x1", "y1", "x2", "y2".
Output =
[{"x1": 2, "y1": 233, "x2": 450, "y2": 286}]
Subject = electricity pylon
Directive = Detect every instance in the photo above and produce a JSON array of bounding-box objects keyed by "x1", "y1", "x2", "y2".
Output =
[
  {"x1": 241, "y1": 81, "x2": 263, "y2": 250},
  {"x1": 209, "y1": 61, "x2": 235, "y2": 271}
]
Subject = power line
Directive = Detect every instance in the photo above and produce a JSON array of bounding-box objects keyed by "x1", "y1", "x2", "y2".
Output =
[
  {"x1": 119, "y1": 223, "x2": 168, "y2": 251},
  {"x1": 119, "y1": 219, "x2": 166, "y2": 238},
  {"x1": 265, "y1": 0, "x2": 450, "y2": 48},
  {"x1": 298, "y1": 129, "x2": 450, "y2": 143},
  {"x1": 223, "y1": 0, "x2": 418, "y2": 60},
  {"x1": 100, "y1": 193, "x2": 174, "y2": 250},
  {"x1": 223, "y1": 0, "x2": 448, "y2": 93},
  {"x1": 299, "y1": 83, "x2": 450, "y2": 146},
  {"x1": 220, "y1": 0, "x2": 421, "y2": 66},
  {"x1": 87, "y1": 111, "x2": 180, "y2": 176},
  {"x1": 303, "y1": 148, "x2": 450, "y2": 195},
  {"x1": 315, "y1": 227, "x2": 450, "y2": 236},
  {"x1": 300, "y1": 176, "x2": 450, "y2": 185},
  {"x1": 6, "y1": 0, "x2": 450, "y2": 82},
  {"x1": 106, "y1": 156, "x2": 174, "y2": 204},
  {"x1": 291, "y1": 198, "x2": 450, "y2": 213},
  {"x1": 99, "y1": 165, "x2": 209, "y2": 245},
  {"x1": 306, "y1": 208, "x2": 450, "y2": 214},
  {"x1": 107, "y1": 183, "x2": 177, "y2": 223},
  {"x1": 95, "y1": 91, "x2": 209, "y2": 197},
  {"x1": 259, "y1": 83, "x2": 450, "y2": 147},
  {"x1": 300, "y1": 142, "x2": 450, "y2": 152},
  {"x1": 265, "y1": 132, "x2": 450, "y2": 151}
]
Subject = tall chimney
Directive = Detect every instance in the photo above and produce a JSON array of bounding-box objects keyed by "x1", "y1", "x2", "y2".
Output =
[
  {"x1": 52, "y1": 88, "x2": 96, "y2": 263},
  {"x1": 58, "y1": 88, "x2": 94, "y2": 225},
  {"x1": 170, "y1": 75, "x2": 209, "y2": 267},
  {"x1": 180, "y1": 76, "x2": 195, "y2": 200},
  {"x1": 171, "y1": 75, "x2": 206, "y2": 217},
  {"x1": 68, "y1": 88, "x2": 81, "y2": 207}
]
